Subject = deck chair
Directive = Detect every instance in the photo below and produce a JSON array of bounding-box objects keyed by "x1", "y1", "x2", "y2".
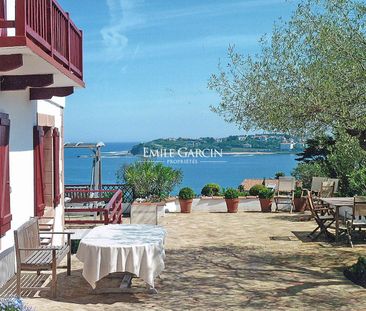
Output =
[
  {"x1": 130, "y1": 204, "x2": 159, "y2": 225},
  {"x1": 310, "y1": 177, "x2": 328, "y2": 195},
  {"x1": 274, "y1": 176, "x2": 295, "y2": 213},
  {"x1": 306, "y1": 191, "x2": 335, "y2": 241},
  {"x1": 319, "y1": 181, "x2": 335, "y2": 198},
  {"x1": 345, "y1": 197, "x2": 366, "y2": 248},
  {"x1": 327, "y1": 178, "x2": 339, "y2": 193}
]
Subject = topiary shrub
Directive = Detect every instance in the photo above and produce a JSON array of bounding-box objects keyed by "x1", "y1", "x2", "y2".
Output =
[
  {"x1": 178, "y1": 187, "x2": 195, "y2": 200},
  {"x1": 249, "y1": 184, "x2": 267, "y2": 196},
  {"x1": 224, "y1": 188, "x2": 240, "y2": 199},
  {"x1": 258, "y1": 188, "x2": 274, "y2": 199},
  {"x1": 201, "y1": 183, "x2": 221, "y2": 196}
]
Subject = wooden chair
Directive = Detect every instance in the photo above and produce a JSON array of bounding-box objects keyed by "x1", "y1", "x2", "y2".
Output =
[
  {"x1": 310, "y1": 177, "x2": 328, "y2": 195},
  {"x1": 14, "y1": 218, "x2": 73, "y2": 297},
  {"x1": 319, "y1": 181, "x2": 335, "y2": 198},
  {"x1": 327, "y1": 178, "x2": 340, "y2": 193},
  {"x1": 274, "y1": 176, "x2": 295, "y2": 213},
  {"x1": 346, "y1": 196, "x2": 366, "y2": 248},
  {"x1": 306, "y1": 191, "x2": 336, "y2": 240}
]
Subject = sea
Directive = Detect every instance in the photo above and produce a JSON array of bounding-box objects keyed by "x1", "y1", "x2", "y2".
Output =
[{"x1": 65, "y1": 142, "x2": 299, "y2": 195}]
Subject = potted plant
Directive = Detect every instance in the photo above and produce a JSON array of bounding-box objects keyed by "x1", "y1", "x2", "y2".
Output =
[
  {"x1": 293, "y1": 187, "x2": 306, "y2": 212},
  {"x1": 249, "y1": 184, "x2": 267, "y2": 197},
  {"x1": 178, "y1": 187, "x2": 195, "y2": 213},
  {"x1": 224, "y1": 188, "x2": 240, "y2": 213},
  {"x1": 201, "y1": 183, "x2": 221, "y2": 197},
  {"x1": 117, "y1": 160, "x2": 183, "y2": 214},
  {"x1": 258, "y1": 188, "x2": 274, "y2": 212}
]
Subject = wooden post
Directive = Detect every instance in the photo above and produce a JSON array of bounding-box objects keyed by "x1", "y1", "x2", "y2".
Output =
[
  {"x1": 15, "y1": 0, "x2": 26, "y2": 36},
  {"x1": 104, "y1": 209, "x2": 109, "y2": 225},
  {"x1": 67, "y1": 234, "x2": 71, "y2": 276},
  {"x1": 51, "y1": 249, "x2": 57, "y2": 298},
  {"x1": 66, "y1": 12, "x2": 70, "y2": 69}
]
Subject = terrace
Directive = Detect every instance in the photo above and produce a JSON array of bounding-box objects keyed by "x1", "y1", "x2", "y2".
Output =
[{"x1": 1, "y1": 211, "x2": 365, "y2": 310}]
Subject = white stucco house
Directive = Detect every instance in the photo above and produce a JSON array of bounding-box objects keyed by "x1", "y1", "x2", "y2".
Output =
[{"x1": 0, "y1": 0, "x2": 84, "y2": 287}]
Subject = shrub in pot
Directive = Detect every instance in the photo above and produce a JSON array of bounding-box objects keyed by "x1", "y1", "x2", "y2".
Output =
[
  {"x1": 293, "y1": 187, "x2": 306, "y2": 212},
  {"x1": 258, "y1": 188, "x2": 274, "y2": 212},
  {"x1": 201, "y1": 183, "x2": 221, "y2": 197},
  {"x1": 179, "y1": 187, "x2": 195, "y2": 213},
  {"x1": 224, "y1": 188, "x2": 240, "y2": 213},
  {"x1": 249, "y1": 184, "x2": 267, "y2": 196}
]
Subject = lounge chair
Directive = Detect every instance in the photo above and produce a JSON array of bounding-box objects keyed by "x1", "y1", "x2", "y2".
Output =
[{"x1": 274, "y1": 176, "x2": 295, "y2": 213}]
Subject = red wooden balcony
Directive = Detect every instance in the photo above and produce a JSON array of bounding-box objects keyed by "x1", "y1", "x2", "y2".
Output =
[{"x1": 0, "y1": 0, "x2": 84, "y2": 94}]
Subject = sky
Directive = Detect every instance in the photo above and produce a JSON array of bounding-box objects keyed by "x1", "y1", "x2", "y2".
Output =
[{"x1": 59, "y1": 0, "x2": 300, "y2": 143}]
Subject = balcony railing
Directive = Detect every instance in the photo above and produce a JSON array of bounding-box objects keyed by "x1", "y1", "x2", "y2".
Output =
[{"x1": 0, "y1": 0, "x2": 83, "y2": 80}]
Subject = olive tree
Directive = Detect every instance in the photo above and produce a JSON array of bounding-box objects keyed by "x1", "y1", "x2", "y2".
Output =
[{"x1": 208, "y1": 0, "x2": 366, "y2": 149}]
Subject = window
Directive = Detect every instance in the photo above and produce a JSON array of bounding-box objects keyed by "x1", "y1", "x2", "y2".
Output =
[
  {"x1": 0, "y1": 113, "x2": 11, "y2": 236},
  {"x1": 33, "y1": 126, "x2": 61, "y2": 217}
]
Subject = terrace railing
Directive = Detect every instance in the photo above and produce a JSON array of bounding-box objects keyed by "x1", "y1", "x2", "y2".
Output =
[
  {"x1": 65, "y1": 184, "x2": 134, "y2": 204},
  {"x1": 0, "y1": 0, "x2": 83, "y2": 79},
  {"x1": 64, "y1": 189, "x2": 123, "y2": 226}
]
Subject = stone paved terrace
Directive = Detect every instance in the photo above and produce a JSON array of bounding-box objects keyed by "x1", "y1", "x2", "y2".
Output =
[{"x1": 3, "y1": 211, "x2": 366, "y2": 310}]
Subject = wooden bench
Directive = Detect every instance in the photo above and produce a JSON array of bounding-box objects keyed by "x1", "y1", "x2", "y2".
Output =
[{"x1": 14, "y1": 218, "x2": 73, "y2": 297}]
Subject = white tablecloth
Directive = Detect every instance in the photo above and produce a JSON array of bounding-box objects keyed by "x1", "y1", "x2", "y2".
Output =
[{"x1": 76, "y1": 224, "x2": 167, "y2": 289}]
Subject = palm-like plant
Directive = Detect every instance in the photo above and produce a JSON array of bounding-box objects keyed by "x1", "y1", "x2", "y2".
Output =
[{"x1": 116, "y1": 160, "x2": 182, "y2": 201}]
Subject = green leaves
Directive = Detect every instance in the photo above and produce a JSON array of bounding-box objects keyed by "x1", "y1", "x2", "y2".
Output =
[
  {"x1": 116, "y1": 160, "x2": 183, "y2": 201},
  {"x1": 209, "y1": 0, "x2": 366, "y2": 148}
]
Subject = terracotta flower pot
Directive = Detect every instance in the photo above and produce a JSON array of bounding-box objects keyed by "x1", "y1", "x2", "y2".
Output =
[
  {"x1": 259, "y1": 199, "x2": 272, "y2": 212},
  {"x1": 179, "y1": 199, "x2": 193, "y2": 213},
  {"x1": 225, "y1": 198, "x2": 239, "y2": 213},
  {"x1": 294, "y1": 197, "x2": 307, "y2": 212}
]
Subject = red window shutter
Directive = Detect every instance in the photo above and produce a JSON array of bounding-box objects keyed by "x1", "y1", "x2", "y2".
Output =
[
  {"x1": 0, "y1": 0, "x2": 6, "y2": 37},
  {"x1": 34, "y1": 126, "x2": 45, "y2": 217},
  {"x1": 53, "y1": 128, "x2": 61, "y2": 206},
  {"x1": 0, "y1": 114, "x2": 11, "y2": 236}
]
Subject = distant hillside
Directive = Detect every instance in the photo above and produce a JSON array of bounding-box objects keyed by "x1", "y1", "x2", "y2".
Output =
[{"x1": 130, "y1": 134, "x2": 304, "y2": 155}]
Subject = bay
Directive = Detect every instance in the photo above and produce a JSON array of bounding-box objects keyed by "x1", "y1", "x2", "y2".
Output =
[{"x1": 65, "y1": 142, "x2": 298, "y2": 194}]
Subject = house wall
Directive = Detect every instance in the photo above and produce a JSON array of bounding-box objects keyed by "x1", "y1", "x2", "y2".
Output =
[{"x1": 0, "y1": 91, "x2": 66, "y2": 287}]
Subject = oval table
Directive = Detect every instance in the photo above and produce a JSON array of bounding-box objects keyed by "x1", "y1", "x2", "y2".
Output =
[{"x1": 76, "y1": 224, "x2": 166, "y2": 294}]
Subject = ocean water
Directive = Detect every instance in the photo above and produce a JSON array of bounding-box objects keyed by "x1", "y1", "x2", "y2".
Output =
[{"x1": 65, "y1": 142, "x2": 298, "y2": 195}]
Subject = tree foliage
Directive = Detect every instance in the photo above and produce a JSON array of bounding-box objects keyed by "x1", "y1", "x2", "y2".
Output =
[
  {"x1": 116, "y1": 160, "x2": 183, "y2": 201},
  {"x1": 292, "y1": 133, "x2": 366, "y2": 195},
  {"x1": 209, "y1": 0, "x2": 366, "y2": 149}
]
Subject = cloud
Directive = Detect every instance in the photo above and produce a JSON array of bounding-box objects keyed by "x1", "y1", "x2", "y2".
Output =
[
  {"x1": 99, "y1": 0, "x2": 145, "y2": 59},
  {"x1": 132, "y1": 34, "x2": 261, "y2": 59}
]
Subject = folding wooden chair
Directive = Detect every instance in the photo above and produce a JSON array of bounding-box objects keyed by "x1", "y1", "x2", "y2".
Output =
[
  {"x1": 310, "y1": 177, "x2": 328, "y2": 195},
  {"x1": 346, "y1": 197, "x2": 366, "y2": 248},
  {"x1": 274, "y1": 176, "x2": 295, "y2": 213},
  {"x1": 319, "y1": 181, "x2": 335, "y2": 198},
  {"x1": 306, "y1": 191, "x2": 336, "y2": 241}
]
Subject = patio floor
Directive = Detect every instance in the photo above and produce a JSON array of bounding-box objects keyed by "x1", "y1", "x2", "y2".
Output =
[{"x1": 4, "y1": 211, "x2": 366, "y2": 310}]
